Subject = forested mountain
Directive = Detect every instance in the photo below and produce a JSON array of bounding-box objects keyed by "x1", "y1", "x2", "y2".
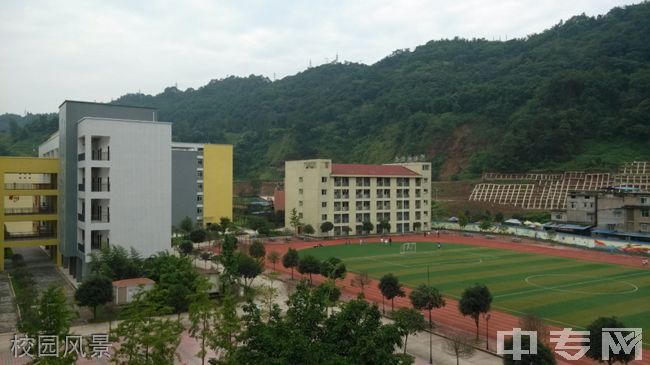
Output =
[{"x1": 3, "y1": 3, "x2": 650, "y2": 179}]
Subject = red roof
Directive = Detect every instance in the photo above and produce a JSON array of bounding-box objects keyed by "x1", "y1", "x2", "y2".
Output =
[
  {"x1": 112, "y1": 278, "x2": 155, "y2": 287},
  {"x1": 331, "y1": 164, "x2": 419, "y2": 177}
]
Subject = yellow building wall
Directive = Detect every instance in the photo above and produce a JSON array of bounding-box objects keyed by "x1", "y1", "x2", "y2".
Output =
[
  {"x1": 202, "y1": 145, "x2": 233, "y2": 225},
  {"x1": 1, "y1": 157, "x2": 60, "y2": 271}
]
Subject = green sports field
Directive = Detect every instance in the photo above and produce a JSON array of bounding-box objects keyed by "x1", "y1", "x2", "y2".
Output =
[{"x1": 301, "y1": 241, "x2": 650, "y2": 339}]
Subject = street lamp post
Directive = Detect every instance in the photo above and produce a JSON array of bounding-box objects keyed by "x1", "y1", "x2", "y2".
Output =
[
  {"x1": 428, "y1": 265, "x2": 432, "y2": 364},
  {"x1": 485, "y1": 313, "x2": 491, "y2": 350}
]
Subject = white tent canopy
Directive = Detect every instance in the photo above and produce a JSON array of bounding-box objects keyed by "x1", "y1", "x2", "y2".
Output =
[{"x1": 504, "y1": 218, "x2": 522, "y2": 226}]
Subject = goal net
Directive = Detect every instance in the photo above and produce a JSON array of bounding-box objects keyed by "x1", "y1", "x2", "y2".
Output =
[{"x1": 400, "y1": 242, "x2": 416, "y2": 255}]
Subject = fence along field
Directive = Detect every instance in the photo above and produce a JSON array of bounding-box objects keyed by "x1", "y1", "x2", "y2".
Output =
[{"x1": 301, "y1": 241, "x2": 650, "y2": 344}]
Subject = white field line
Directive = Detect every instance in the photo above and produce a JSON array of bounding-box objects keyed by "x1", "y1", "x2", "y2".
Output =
[{"x1": 495, "y1": 271, "x2": 650, "y2": 299}]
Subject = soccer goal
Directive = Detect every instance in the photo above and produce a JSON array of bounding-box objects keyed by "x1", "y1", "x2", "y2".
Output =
[{"x1": 400, "y1": 242, "x2": 416, "y2": 254}]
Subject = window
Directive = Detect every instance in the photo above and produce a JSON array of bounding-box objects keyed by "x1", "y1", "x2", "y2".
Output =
[
  {"x1": 197, "y1": 207, "x2": 203, "y2": 214},
  {"x1": 299, "y1": 177, "x2": 303, "y2": 182},
  {"x1": 322, "y1": 189, "x2": 327, "y2": 195},
  {"x1": 322, "y1": 214, "x2": 327, "y2": 221},
  {"x1": 642, "y1": 197, "x2": 648, "y2": 204},
  {"x1": 197, "y1": 183, "x2": 203, "y2": 190},
  {"x1": 322, "y1": 202, "x2": 327, "y2": 208},
  {"x1": 299, "y1": 201, "x2": 303, "y2": 207},
  {"x1": 422, "y1": 164, "x2": 429, "y2": 170},
  {"x1": 322, "y1": 177, "x2": 328, "y2": 183},
  {"x1": 334, "y1": 177, "x2": 349, "y2": 187},
  {"x1": 642, "y1": 208, "x2": 650, "y2": 218},
  {"x1": 197, "y1": 171, "x2": 203, "y2": 178},
  {"x1": 197, "y1": 195, "x2": 203, "y2": 202},
  {"x1": 299, "y1": 188, "x2": 303, "y2": 195},
  {"x1": 299, "y1": 213, "x2": 303, "y2": 219}
]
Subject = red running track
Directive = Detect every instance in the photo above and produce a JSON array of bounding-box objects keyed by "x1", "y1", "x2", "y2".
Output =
[{"x1": 262, "y1": 233, "x2": 650, "y2": 365}]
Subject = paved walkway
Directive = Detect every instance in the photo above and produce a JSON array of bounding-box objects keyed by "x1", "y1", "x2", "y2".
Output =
[{"x1": 0, "y1": 273, "x2": 18, "y2": 333}]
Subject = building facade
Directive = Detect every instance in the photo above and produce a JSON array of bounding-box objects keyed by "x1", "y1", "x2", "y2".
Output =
[
  {"x1": 0, "y1": 157, "x2": 60, "y2": 271},
  {"x1": 38, "y1": 101, "x2": 171, "y2": 280},
  {"x1": 284, "y1": 159, "x2": 431, "y2": 237},
  {"x1": 551, "y1": 191, "x2": 597, "y2": 226},
  {"x1": 171, "y1": 142, "x2": 233, "y2": 227},
  {"x1": 596, "y1": 189, "x2": 650, "y2": 233}
]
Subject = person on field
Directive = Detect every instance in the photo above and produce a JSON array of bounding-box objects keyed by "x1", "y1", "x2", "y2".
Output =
[{"x1": 437, "y1": 242, "x2": 441, "y2": 249}]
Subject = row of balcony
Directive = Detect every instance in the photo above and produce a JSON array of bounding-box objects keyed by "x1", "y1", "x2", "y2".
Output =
[
  {"x1": 78, "y1": 239, "x2": 108, "y2": 253},
  {"x1": 78, "y1": 212, "x2": 110, "y2": 223},
  {"x1": 4, "y1": 182, "x2": 57, "y2": 190},
  {"x1": 78, "y1": 182, "x2": 111, "y2": 192},
  {"x1": 78, "y1": 148, "x2": 110, "y2": 162},
  {"x1": 4, "y1": 229, "x2": 56, "y2": 241},
  {"x1": 4, "y1": 206, "x2": 55, "y2": 215}
]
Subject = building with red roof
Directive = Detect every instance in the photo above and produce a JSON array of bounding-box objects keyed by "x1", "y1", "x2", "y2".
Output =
[
  {"x1": 112, "y1": 277, "x2": 155, "y2": 305},
  {"x1": 284, "y1": 159, "x2": 431, "y2": 237}
]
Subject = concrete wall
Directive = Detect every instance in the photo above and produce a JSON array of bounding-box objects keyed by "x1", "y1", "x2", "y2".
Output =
[
  {"x1": 172, "y1": 150, "x2": 199, "y2": 226},
  {"x1": 77, "y1": 117, "x2": 171, "y2": 268},
  {"x1": 203, "y1": 144, "x2": 233, "y2": 225},
  {"x1": 435, "y1": 222, "x2": 650, "y2": 253}
]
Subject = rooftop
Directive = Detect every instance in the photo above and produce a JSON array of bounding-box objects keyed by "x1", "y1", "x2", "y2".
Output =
[
  {"x1": 59, "y1": 100, "x2": 156, "y2": 110},
  {"x1": 112, "y1": 277, "x2": 155, "y2": 287},
  {"x1": 331, "y1": 163, "x2": 420, "y2": 177}
]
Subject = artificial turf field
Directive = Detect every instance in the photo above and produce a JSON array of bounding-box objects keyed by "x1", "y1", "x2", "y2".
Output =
[{"x1": 301, "y1": 241, "x2": 650, "y2": 341}]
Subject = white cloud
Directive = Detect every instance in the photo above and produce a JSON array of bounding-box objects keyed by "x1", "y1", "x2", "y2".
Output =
[{"x1": 0, "y1": 0, "x2": 640, "y2": 113}]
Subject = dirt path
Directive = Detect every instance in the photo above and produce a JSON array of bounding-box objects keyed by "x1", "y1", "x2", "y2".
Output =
[{"x1": 263, "y1": 233, "x2": 650, "y2": 365}]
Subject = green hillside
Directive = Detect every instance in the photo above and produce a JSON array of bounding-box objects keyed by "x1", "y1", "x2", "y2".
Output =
[{"x1": 2, "y1": 3, "x2": 650, "y2": 179}]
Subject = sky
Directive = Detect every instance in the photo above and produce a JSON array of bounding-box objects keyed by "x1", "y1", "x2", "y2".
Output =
[{"x1": 0, "y1": 0, "x2": 641, "y2": 114}]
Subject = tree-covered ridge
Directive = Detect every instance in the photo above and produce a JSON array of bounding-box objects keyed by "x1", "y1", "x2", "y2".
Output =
[{"x1": 4, "y1": 3, "x2": 650, "y2": 179}]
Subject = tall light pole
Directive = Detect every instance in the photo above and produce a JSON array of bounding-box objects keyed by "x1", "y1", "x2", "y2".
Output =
[
  {"x1": 428, "y1": 265, "x2": 432, "y2": 364},
  {"x1": 485, "y1": 313, "x2": 491, "y2": 350}
]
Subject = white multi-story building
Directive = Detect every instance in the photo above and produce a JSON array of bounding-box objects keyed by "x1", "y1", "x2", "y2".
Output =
[
  {"x1": 38, "y1": 101, "x2": 171, "y2": 280},
  {"x1": 284, "y1": 159, "x2": 431, "y2": 236}
]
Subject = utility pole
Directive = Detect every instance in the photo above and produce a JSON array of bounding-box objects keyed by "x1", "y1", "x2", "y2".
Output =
[
  {"x1": 428, "y1": 265, "x2": 432, "y2": 364},
  {"x1": 485, "y1": 313, "x2": 491, "y2": 350}
]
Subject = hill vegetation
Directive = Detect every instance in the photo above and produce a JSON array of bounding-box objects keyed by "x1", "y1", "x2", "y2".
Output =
[{"x1": 2, "y1": 3, "x2": 649, "y2": 179}]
